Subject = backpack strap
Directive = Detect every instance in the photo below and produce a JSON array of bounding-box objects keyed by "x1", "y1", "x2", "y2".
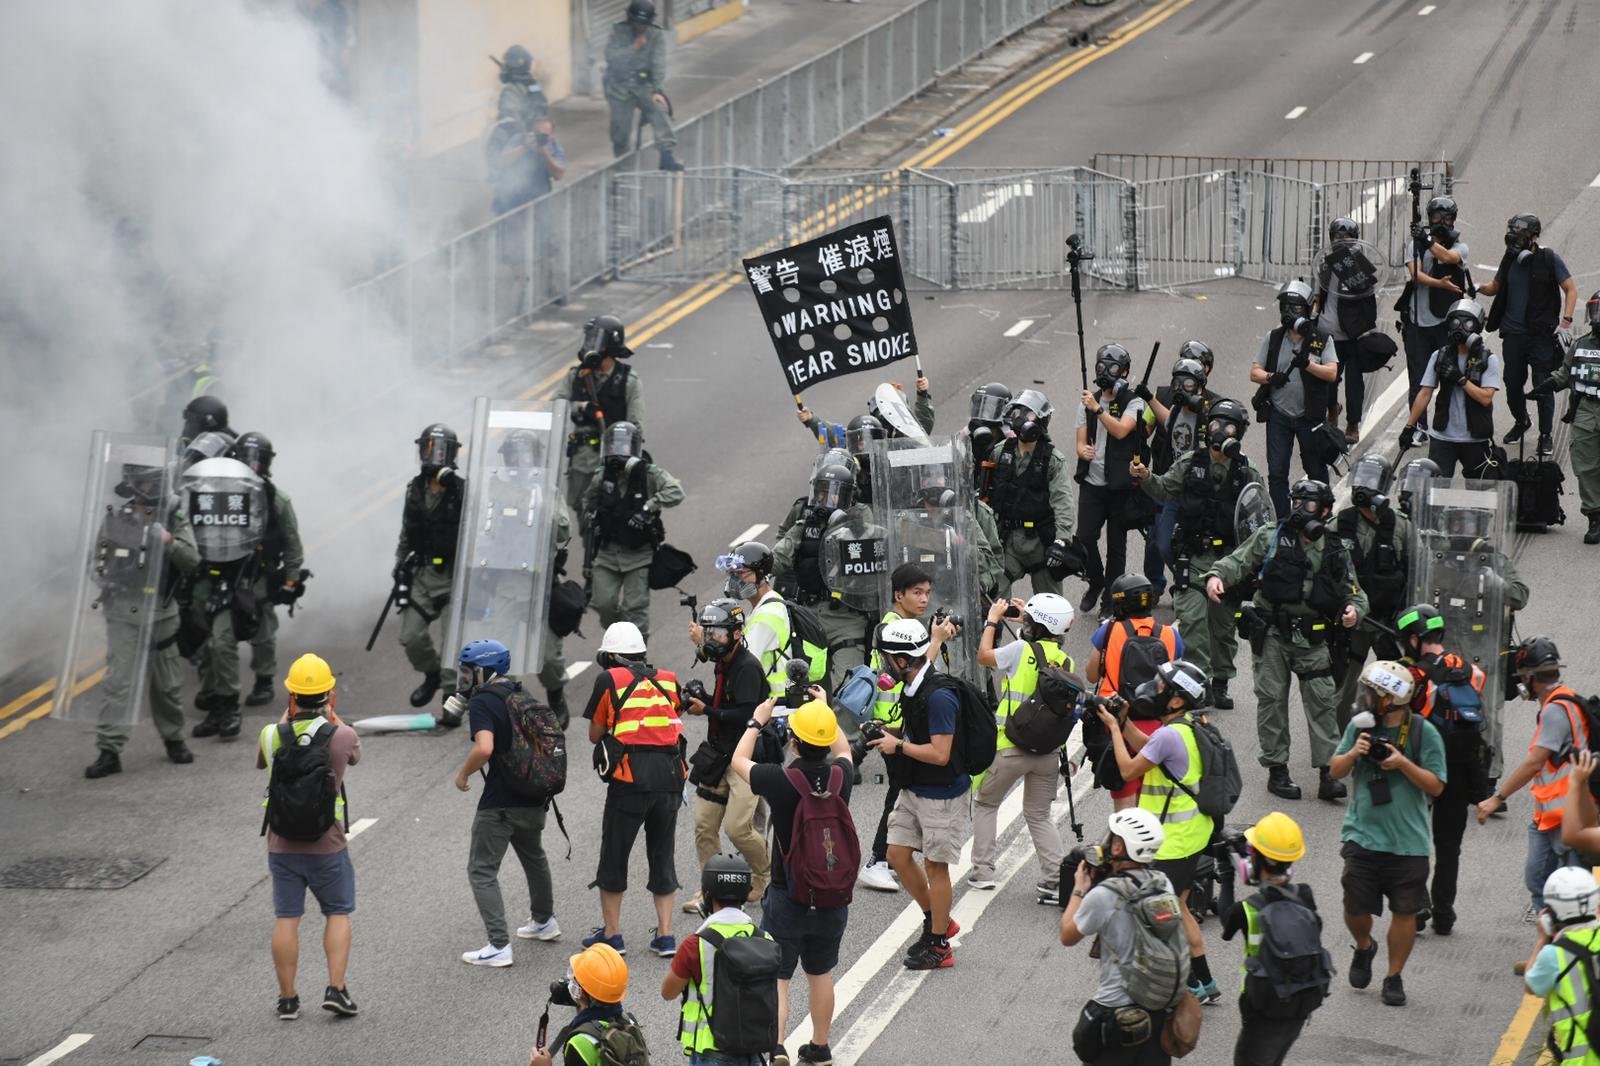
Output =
[{"x1": 260, "y1": 722, "x2": 298, "y2": 837}]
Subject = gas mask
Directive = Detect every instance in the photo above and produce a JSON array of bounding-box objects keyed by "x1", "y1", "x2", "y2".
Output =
[
  {"x1": 1094, "y1": 361, "x2": 1124, "y2": 392},
  {"x1": 699, "y1": 627, "x2": 735, "y2": 660},
  {"x1": 723, "y1": 572, "x2": 760, "y2": 601},
  {"x1": 1206, "y1": 421, "x2": 1240, "y2": 456},
  {"x1": 1445, "y1": 315, "x2": 1476, "y2": 346},
  {"x1": 1351, "y1": 486, "x2": 1388, "y2": 512},
  {"x1": 1279, "y1": 301, "x2": 1310, "y2": 330},
  {"x1": 1008, "y1": 408, "x2": 1043, "y2": 444},
  {"x1": 1129, "y1": 679, "x2": 1164, "y2": 720},
  {"x1": 1288, "y1": 499, "x2": 1326, "y2": 539},
  {"x1": 1505, "y1": 229, "x2": 1534, "y2": 253}
]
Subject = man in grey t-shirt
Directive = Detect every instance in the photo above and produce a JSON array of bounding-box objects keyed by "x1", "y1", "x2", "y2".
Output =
[
  {"x1": 1400, "y1": 298, "x2": 1503, "y2": 478},
  {"x1": 1074, "y1": 346, "x2": 1150, "y2": 615},
  {"x1": 1403, "y1": 196, "x2": 1469, "y2": 403},
  {"x1": 1252, "y1": 281, "x2": 1341, "y2": 517}
]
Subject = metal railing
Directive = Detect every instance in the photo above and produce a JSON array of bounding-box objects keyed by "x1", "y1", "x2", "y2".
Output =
[{"x1": 346, "y1": 0, "x2": 1101, "y2": 363}]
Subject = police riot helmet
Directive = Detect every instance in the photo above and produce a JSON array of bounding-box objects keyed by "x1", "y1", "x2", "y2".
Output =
[
  {"x1": 845, "y1": 414, "x2": 887, "y2": 457},
  {"x1": 696, "y1": 598, "x2": 746, "y2": 659},
  {"x1": 969, "y1": 382, "x2": 1012, "y2": 424},
  {"x1": 1444, "y1": 505, "x2": 1493, "y2": 543},
  {"x1": 810, "y1": 463, "x2": 856, "y2": 512},
  {"x1": 229, "y1": 431, "x2": 275, "y2": 478},
  {"x1": 1394, "y1": 603, "x2": 1445, "y2": 642},
  {"x1": 1397, "y1": 457, "x2": 1440, "y2": 518},
  {"x1": 1426, "y1": 195, "x2": 1458, "y2": 226},
  {"x1": 1108, "y1": 573, "x2": 1154, "y2": 619},
  {"x1": 1328, "y1": 217, "x2": 1360, "y2": 242},
  {"x1": 582, "y1": 314, "x2": 631, "y2": 360},
  {"x1": 1443, "y1": 298, "x2": 1485, "y2": 342},
  {"x1": 1005, "y1": 389, "x2": 1052, "y2": 443},
  {"x1": 416, "y1": 423, "x2": 461, "y2": 468},
  {"x1": 626, "y1": 0, "x2": 657, "y2": 23},
  {"x1": 498, "y1": 429, "x2": 540, "y2": 468},
  {"x1": 1204, "y1": 398, "x2": 1249, "y2": 453},
  {"x1": 499, "y1": 44, "x2": 533, "y2": 83},
  {"x1": 1155, "y1": 660, "x2": 1208, "y2": 711},
  {"x1": 1506, "y1": 213, "x2": 1541, "y2": 249},
  {"x1": 1177, "y1": 340, "x2": 1214, "y2": 376},
  {"x1": 1171, "y1": 357, "x2": 1208, "y2": 396},
  {"x1": 700, "y1": 853, "x2": 753, "y2": 908},
  {"x1": 1094, "y1": 343, "x2": 1132, "y2": 389},
  {"x1": 599, "y1": 421, "x2": 644, "y2": 462},
  {"x1": 1515, "y1": 636, "x2": 1564, "y2": 676},
  {"x1": 1586, "y1": 289, "x2": 1600, "y2": 330},
  {"x1": 182, "y1": 430, "x2": 234, "y2": 470},
  {"x1": 810, "y1": 446, "x2": 858, "y2": 481},
  {"x1": 182, "y1": 395, "x2": 229, "y2": 442},
  {"x1": 1276, "y1": 279, "x2": 1314, "y2": 327},
  {"x1": 1348, "y1": 453, "x2": 1393, "y2": 511},
  {"x1": 912, "y1": 467, "x2": 957, "y2": 510}
]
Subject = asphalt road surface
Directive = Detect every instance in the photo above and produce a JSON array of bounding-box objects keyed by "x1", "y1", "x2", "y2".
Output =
[{"x1": 6, "y1": 1, "x2": 1600, "y2": 1063}]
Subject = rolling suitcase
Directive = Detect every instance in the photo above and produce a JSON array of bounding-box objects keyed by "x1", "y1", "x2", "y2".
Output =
[{"x1": 1506, "y1": 439, "x2": 1566, "y2": 531}]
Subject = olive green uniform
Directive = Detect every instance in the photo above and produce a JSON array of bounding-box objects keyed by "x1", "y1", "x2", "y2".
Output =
[
  {"x1": 247, "y1": 486, "x2": 305, "y2": 692},
  {"x1": 1330, "y1": 506, "x2": 1412, "y2": 731},
  {"x1": 1542, "y1": 329, "x2": 1600, "y2": 518},
  {"x1": 973, "y1": 498, "x2": 1005, "y2": 600},
  {"x1": 195, "y1": 485, "x2": 302, "y2": 704},
  {"x1": 396, "y1": 482, "x2": 461, "y2": 678},
  {"x1": 557, "y1": 363, "x2": 644, "y2": 515},
  {"x1": 989, "y1": 442, "x2": 1076, "y2": 597},
  {"x1": 1139, "y1": 450, "x2": 1264, "y2": 683},
  {"x1": 97, "y1": 506, "x2": 200, "y2": 755},
  {"x1": 538, "y1": 500, "x2": 573, "y2": 721},
  {"x1": 1206, "y1": 523, "x2": 1368, "y2": 770},
  {"x1": 582, "y1": 463, "x2": 684, "y2": 643},
  {"x1": 603, "y1": 22, "x2": 674, "y2": 157}
]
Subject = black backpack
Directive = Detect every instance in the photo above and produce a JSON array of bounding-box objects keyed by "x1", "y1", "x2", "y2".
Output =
[
  {"x1": 1241, "y1": 884, "x2": 1333, "y2": 1021},
  {"x1": 692, "y1": 926, "x2": 782, "y2": 1055},
  {"x1": 1110, "y1": 619, "x2": 1171, "y2": 704},
  {"x1": 923, "y1": 672, "x2": 998, "y2": 776},
  {"x1": 1002, "y1": 641, "x2": 1084, "y2": 754},
  {"x1": 262, "y1": 721, "x2": 345, "y2": 842},
  {"x1": 1171, "y1": 714, "x2": 1243, "y2": 818}
]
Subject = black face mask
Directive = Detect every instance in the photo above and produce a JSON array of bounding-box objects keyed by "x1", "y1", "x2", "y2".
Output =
[
  {"x1": 1207, "y1": 424, "x2": 1240, "y2": 454},
  {"x1": 1288, "y1": 505, "x2": 1325, "y2": 539},
  {"x1": 1011, "y1": 414, "x2": 1042, "y2": 443},
  {"x1": 1446, "y1": 322, "x2": 1472, "y2": 345},
  {"x1": 1280, "y1": 304, "x2": 1308, "y2": 330},
  {"x1": 1506, "y1": 230, "x2": 1532, "y2": 251}
]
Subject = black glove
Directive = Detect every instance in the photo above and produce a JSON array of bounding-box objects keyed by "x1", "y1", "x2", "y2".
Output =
[
  {"x1": 553, "y1": 547, "x2": 569, "y2": 576},
  {"x1": 1412, "y1": 223, "x2": 1431, "y2": 246},
  {"x1": 1134, "y1": 382, "x2": 1153, "y2": 404},
  {"x1": 1530, "y1": 376, "x2": 1560, "y2": 400},
  {"x1": 1290, "y1": 347, "x2": 1311, "y2": 371},
  {"x1": 1433, "y1": 354, "x2": 1461, "y2": 386},
  {"x1": 1432, "y1": 224, "x2": 1459, "y2": 245},
  {"x1": 1398, "y1": 423, "x2": 1419, "y2": 450},
  {"x1": 1269, "y1": 371, "x2": 1290, "y2": 388},
  {"x1": 571, "y1": 401, "x2": 601, "y2": 424},
  {"x1": 627, "y1": 508, "x2": 654, "y2": 531},
  {"x1": 1045, "y1": 539, "x2": 1071, "y2": 571}
]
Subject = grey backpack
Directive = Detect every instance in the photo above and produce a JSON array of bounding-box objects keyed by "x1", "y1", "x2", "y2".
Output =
[{"x1": 1101, "y1": 871, "x2": 1191, "y2": 1011}]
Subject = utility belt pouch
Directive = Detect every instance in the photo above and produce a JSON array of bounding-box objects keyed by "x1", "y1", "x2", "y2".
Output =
[{"x1": 1170, "y1": 553, "x2": 1192, "y2": 593}]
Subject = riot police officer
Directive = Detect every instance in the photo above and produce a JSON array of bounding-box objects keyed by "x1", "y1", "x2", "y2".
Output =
[
  {"x1": 776, "y1": 447, "x2": 859, "y2": 541},
  {"x1": 1130, "y1": 398, "x2": 1263, "y2": 710},
  {"x1": 603, "y1": 0, "x2": 682, "y2": 171},
  {"x1": 181, "y1": 394, "x2": 232, "y2": 447},
  {"x1": 968, "y1": 381, "x2": 1013, "y2": 475},
  {"x1": 396, "y1": 423, "x2": 465, "y2": 708},
  {"x1": 581, "y1": 422, "x2": 684, "y2": 643},
  {"x1": 493, "y1": 44, "x2": 548, "y2": 123},
  {"x1": 987, "y1": 389, "x2": 1077, "y2": 597},
  {"x1": 227, "y1": 433, "x2": 306, "y2": 708},
  {"x1": 1531, "y1": 289, "x2": 1600, "y2": 544},
  {"x1": 558, "y1": 315, "x2": 642, "y2": 515},
  {"x1": 1330, "y1": 454, "x2": 1410, "y2": 729},
  {"x1": 1205, "y1": 479, "x2": 1367, "y2": 801}
]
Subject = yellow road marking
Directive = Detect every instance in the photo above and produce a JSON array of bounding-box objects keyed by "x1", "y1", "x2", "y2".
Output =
[
  {"x1": 0, "y1": 668, "x2": 103, "y2": 740},
  {"x1": 1489, "y1": 994, "x2": 1545, "y2": 1065},
  {"x1": 0, "y1": 678, "x2": 54, "y2": 722}
]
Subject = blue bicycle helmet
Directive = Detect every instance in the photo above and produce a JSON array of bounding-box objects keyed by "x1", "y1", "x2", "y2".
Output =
[{"x1": 459, "y1": 639, "x2": 511, "y2": 677}]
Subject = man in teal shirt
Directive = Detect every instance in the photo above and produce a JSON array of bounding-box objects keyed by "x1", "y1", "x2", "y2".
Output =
[{"x1": 1327, "y1": 659, "x2": 1446, "y2": 1009}]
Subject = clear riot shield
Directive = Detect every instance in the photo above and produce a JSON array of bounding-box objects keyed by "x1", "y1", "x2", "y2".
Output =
[
  {"x1": 873, "y1": 435, "x2": 981, "y2": 682},
  {"x1": 181, "y1": 457, "x2": 266, "y2": 563},
  {"x1": 1316, "y1": 237, "x2": 1386, "y2": 303},
  {"x1": 1234, "y1": 482, "x2": 1276, "y2": 545},
  {"x1": 873, "y1": 383, "x2": 932, "y2": 445},
  {"x1": 445, "y1": 398, "x2": 569, "y2": 677},
  {"x1": 54, "y1": 432, "x2": 179, "y2": 723},
  {"x1": 821, "y1": 514, "x2": 890, "y2": 613},
  {"x1": 1408, "y1": 479, "x2": 1515, "y2": 695}
]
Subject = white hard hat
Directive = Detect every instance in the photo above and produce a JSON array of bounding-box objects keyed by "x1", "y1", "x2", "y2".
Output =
[
  {"x1": 1359, "y1": 660, "x2": 1415, "y2": 703},
  {"x1": 1023, "y1": 593, "x2": 1074, "y2": 636},
  {"x1": 598, "y1": 621, "x2": 646, "y2": 655},
  {"x1": 1108, "y1": 808, "x2": 1165, "y2": 864},
  {"x1": 1545, "y1": 867, "x2": 1600, "y2": 925},
  {"x1": 876, "y1": 617, "x2": 931, "y2": 659}
]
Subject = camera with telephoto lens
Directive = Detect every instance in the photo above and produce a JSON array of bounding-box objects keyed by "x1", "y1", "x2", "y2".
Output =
[
  {"x1": 1081, "y1": 692, "x2": 1127, "y2": 717},
  {"x1": 682, "y1": 678, "x2": 710, "y2": 709},
  {"x1": 1059, "y1": 842, "x2": 1111, "y2": 908},
  {"x1": 931, "y1": 606, "x2": 963, "y2": 631},
  {"x1": 850, "y1": 718, "x2": 887, "y2": 765},
  {"x1": 782, "y1": 658, "x2": 812, "y2": 710},
  {"x1": 548, "y1": 978, "x2": 577, "y2": 1007}
]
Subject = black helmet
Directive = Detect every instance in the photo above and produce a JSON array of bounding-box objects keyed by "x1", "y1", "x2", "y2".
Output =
[
  {"x1": 499, "y1": 44, "x2": 533, "y2": 82},
  {"x1": 626, "y1": 0, "x2": 657, "y2": 23},
  {"x1": 1397, "y1": 456, "x2": 1440, "y2": 518},
  {"x1": 719, "y1": 541, "x2": 774, "y2": 580},
  {"x1": 415, "y1": 423, "x2": 461, "y2": 468},
  {"x1": 696, "y1": 598, "x2": 746, "y2": 658},
  {"x1": 1108, "y1": 573, "x2": 1154, "y2": 619},
  {"x1": 1507, "y1": 213, "x2": 1542, "y2": 249},
  {"x1": 1094, "y1": 343, "x2": 1132, "y2": 388},
  {"x1": 1329, "y1": 217, "x2": 1360, "y2": 241},
  {"x1": 1348, "y1": 453, "x2": 1392, "y2": 511},
  {"x1": 810, "y1": 446, "x2": 858, "y2": 481},
  {"x1": 497, "y1": 429, "x2": 539, "y2": 468},
  {"x1": 1177, "y1": 340, "x2": 1214, "y2": 376},
  {"x1": 1171, "y1": 357, "x2": 1207, "y2": 394},
  {"x1": 1586, "y1": 289, "x2": 1600, "y2": 330},
  {"x1": 1426, "y1": 195, "x2": 1458, "y2": 225},
  {"x1": 1204, "y1": 398, "x2": 1249, "y2": 452},
  {"x1": 229, "y1": 431, "x2": 275, "y2": 478},
  {"x1": 582, "y1": 314, "x2": 631, "y2": 360},
  {"x1": 810, "y1": 463, "x2": 856, "y2": 512},
  {"x1": 969, "y1": 382, "x2": 1012, "y2": 424},
  {"x1": 1395, "y1": 603, "x2": 1445, "y2": 641},
  {"x1": 1155, "y1": 660, "x2": 1208, "y2": 711},
  {"x1": 182, "y1": 395, "x2": 229, "y2": 441},
  {"x1": 1289, "y1": 478, "x2": 1334, "y2": 516},
  {"x1": 844, "y1": 413, "x2": 886, "y2": 456},
  {"x1": 1515, "y1": 636, "x2": 1564, "y2": 676},
  {"x1": 599, "y1": 421, "x2": 644, "y2": 462},
  {"x1": 701, "y1": 853, "x2": 753, "y2": 906}
]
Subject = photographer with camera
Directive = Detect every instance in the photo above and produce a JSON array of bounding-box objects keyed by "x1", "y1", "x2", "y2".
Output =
[
  {"x1": 1401, "y1": 196, "x2": 1469, "y2": 404},
  {"x1": 1477, "y1": 637, "x2": 1589, "y2": 932},
  {"x1": 732, "y1": 696, "x2": 855, "y2": 1066},
  {"x1": 681, "y1": 600, "x2": 771, "y2": 914},
  {"x1": 1098, "y1": 659, "x2": 1222, "y2": 1004},
  {"x1": 970, "y1": 592, "x2": 1076, "y2": 904},
  {"x1": 1521, "y1": 866, "x2": 1600, "y2": 1066},
  {"x1": 1060, "y1": 808, "x2": 1190, "y2": 1065},
  {"x1": 1086, "y1": 574, "x2": 1182, "y2": 811},
  {"x1": 1399, "y1": 298, "x2": 1504, "y2": 478},
  {"x1": 1327, "y1": 661, "x2": 1446, "y2": 1007},
  {"x1": 1218, "y1": 813, "x2": 1332, "y2": 1066},
  {"x1": 529, "y1": 942, "x2": 648, "y2": 1066}
]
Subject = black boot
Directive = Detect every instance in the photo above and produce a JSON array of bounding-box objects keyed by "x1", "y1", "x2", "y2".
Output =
[
  {"x1": 1078, "y1": 583, "x2": 1103, "y2": 614},
  {"x1": 546, "y1": 687, "x2": 570, "y2": 730},
  {"x1": 1266, "y1": 764, "x2": 1301, "y2": 800},
  {"x1": 409, "y1": 671, "x2": 441, "y2": 708},
  {"x1": 216, "y1": 699, "x2": 242, "y2": 740},
  {"x1": 245, "y1": 674, "x2": 275, "y2": 707},
  {"x1": 165, "y1": 739, "x2": 195, "y2": 764},
  {"x1": 1210, "y1": 678, "x2": 1234, "y2": 710},
  {"x1": 658, "y1": 148, "x2": 685, "y2": 172},
  {"x1": 1586, "y1": 514, "x2": 1600, "y2": 545},
  {"x1": 85, "y1": 750, "x2": 122, "y2": 779},
  {"x1": 194, "y1": 690, "x2": 219, "y2": 712},
  {"x1": 191, "y1": 710, "x2": 221, "y2": 738},
  {"x1": 1503, "y1": 417, "x2": 1531, "y2": 444},
  {"x1": 1317, "y1": 766, "x2": 1347, "y2": 801}
]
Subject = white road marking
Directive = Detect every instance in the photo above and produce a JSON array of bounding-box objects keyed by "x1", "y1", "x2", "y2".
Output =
[
  {"x1": 1476, "y1": 263, "x2": 1498, "y2": 271},
  {"x1": 1590, "y1": 171, "x2": 1600, "y2": 188},
  {"x1": 1418, "y1": 4, "x2": 1435, "y2": 14},
  {"x1": 565, "y1": 662, "x2": 592, "y2": 681},
  {"x1": 1003, "y1": 319, "x2": 1035, "y2": 337},
  {"x1": 1353, "y1": 52, "x2": 1375, "y2": 64},
  {"x1": 347, "y1": 817, "x2": 378, "y2": 839},
  {"x1": 729, "y1": 523, "x2": 768, "y2": 547},
  {"x1": 957, "y1": 180, "x2": 1035, "y2": 225},
  {"x1": 25, "y1": 1035, "x2": 93, "y2": 1066},
  {"x1": 1284, "y1": 106, "x2": 1307, "y2": 120},
  {"x1": 786, "y1": 739, "x2": 1087, "y2": 1052}
]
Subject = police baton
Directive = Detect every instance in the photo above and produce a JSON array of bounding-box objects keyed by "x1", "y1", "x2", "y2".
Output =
[{"x1": 1065, "y1": 234, "x2": 1094, "y2": 390}]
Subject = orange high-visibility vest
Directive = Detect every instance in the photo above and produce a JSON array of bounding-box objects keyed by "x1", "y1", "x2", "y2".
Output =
[
  {"x1": 603, "y1": 665, "x2": 682, "y2": 784},
  {"x1": 1097, "y1": 618, "x2": 1179, "y2": 698},
  {"x1": 1532, "y1": 685, "x2": 1587, "y2": 831}
]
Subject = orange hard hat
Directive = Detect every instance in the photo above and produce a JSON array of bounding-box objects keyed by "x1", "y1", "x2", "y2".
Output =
[{"x1": 570, "y1": 943, "x2": 628, "y2": 1003}]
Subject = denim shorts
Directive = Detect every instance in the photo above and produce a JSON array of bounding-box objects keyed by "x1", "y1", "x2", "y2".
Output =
[{"x1": 269, "y1": 849, "x2": 356, "y2": 918}]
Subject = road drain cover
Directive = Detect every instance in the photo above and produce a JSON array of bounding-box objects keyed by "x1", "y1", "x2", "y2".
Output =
[
  {"x1": 0, "y1": 855, "x2": 165, "y2": 890},
  {"x1": 133, "y1": 1034, "x2": 211, "y2": 1050}
]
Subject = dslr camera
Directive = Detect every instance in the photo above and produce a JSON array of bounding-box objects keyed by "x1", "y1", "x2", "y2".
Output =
[
  {"x1": 681, "y1": 678, "x2": 710, "y2": 709},
  {"x1": 931, "y1": 606, "x2": 963, "y2": 631},
  {"x1": 850, "y1": 718, "x2": 887, "y2": 765},
  {"x1": 1058, "y1": 842, "x2": 1111, "y2": 908},
  {"x1": 1349, "y1": 710, "x2": 1395, "y2": 806}
]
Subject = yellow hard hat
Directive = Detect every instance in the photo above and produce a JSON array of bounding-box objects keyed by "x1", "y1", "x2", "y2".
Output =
[
  {"x1": 570, "y1": 943, "x2": 628, "y2": 1004},
  {"x1": 1244, "y1": 811, "x2": 1306, "y2": 864},
  {"x1": 283, "y1": 653, "x2": 336, "y2": 696},
  {"x1": 789, "y1": 699, "x2": 837, "y2": 747}
]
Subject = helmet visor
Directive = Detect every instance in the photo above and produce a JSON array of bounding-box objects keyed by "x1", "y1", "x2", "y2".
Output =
[
  {"x1": 970, "y1": 390, "x2": 1009, "y2": 423},
  {"x1": 418, "y1": 435, "x2": 454, "y2": 466},
  {"x1": 810, "y1": 479, "x2": 851, "y2": 511},
  {"x1": 599, "y1": 424, "x2": 641, "y2": 460},
  {"x1": 499, "y1": 433, "x2": 539, "y2": 469}
]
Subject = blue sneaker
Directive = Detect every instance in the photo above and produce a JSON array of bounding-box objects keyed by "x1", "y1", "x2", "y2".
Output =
[
  {"x1": 1189, "y1": 978, "x2": 1222, "y2": 1005},
  {"x1": 581, "y1": 927, "x2": 626, "y2": 955},
  {"x1": 649, "y1": 928, "x2": 677, "y2": 957}
]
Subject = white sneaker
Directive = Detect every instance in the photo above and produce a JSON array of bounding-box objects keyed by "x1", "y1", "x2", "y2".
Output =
[
  {"x1": 966, "y1": 873, "x2": 998, "y2": 890},
  {"x1": 858, "y1": 861, "x2": 899, "y2": 892},
  {"x1": 516, "y1": 917, "x2": 561, "y2": 941},
  {"x1": 462, "y1": 943, "x2": 514, "y2": 967}
]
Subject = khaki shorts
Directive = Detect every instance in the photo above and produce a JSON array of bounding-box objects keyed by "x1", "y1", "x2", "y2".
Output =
[{"x1": 887, "y1": 789, "x2": 971, "y2": 865}]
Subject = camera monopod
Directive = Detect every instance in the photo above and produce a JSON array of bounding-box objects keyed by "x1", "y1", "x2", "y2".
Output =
[{"x1": 1065, "y1": 234, "x2": 1095, "y2": 391}]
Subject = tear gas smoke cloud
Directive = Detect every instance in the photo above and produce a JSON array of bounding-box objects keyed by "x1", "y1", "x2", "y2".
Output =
[{"x1": 0, "y1": 1, "x2": 437, "y2": 668}]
